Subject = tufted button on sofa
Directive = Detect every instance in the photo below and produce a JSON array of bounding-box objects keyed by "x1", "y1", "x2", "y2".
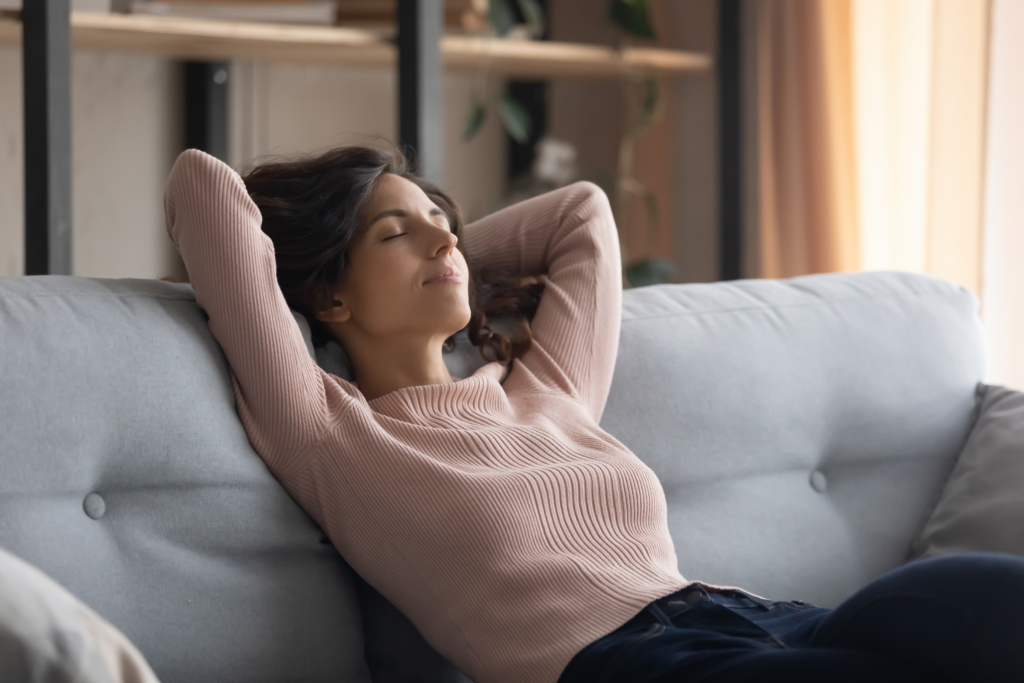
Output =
[{"x1": 0, "y1": 271, "x2": 985, "y2": 683}]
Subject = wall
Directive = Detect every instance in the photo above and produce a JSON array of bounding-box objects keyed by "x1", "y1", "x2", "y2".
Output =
[
  {"x1": 0, "y1": 48, "x2": 182, "y2": 278},
  {"x1": 981, "y1": 0, "x2": 1024, "y2": 389},
  {"x1": 0, "y1": 46, "x2": 21, "y2": 277}
]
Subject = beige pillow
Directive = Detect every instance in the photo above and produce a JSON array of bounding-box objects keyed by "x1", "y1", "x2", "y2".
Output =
[
  {"x1": 0, "y1": 546, "x2": 161, "y2": 683},
  {"x1": 909, "y1": 383, "x2": 1024, "y2": 560}
]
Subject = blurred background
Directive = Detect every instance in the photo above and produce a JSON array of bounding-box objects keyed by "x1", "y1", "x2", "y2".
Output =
[{"x1": 0, "y1": 0, "x2": 1021, "y2": 386}]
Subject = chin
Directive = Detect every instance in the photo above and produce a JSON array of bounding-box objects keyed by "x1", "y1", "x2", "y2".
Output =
[{"x1": 446, "y1": 309, "x2": 472, "y2": 337}]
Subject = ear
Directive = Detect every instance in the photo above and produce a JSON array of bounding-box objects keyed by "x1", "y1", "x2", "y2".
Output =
[{"x1": 312, "y1": 296, "x2": 352, "y2": 324}]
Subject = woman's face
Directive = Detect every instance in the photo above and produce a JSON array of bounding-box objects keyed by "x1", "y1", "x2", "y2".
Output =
[{"x1": 327, "y1": 172, "x2": 471, "y2": 343}]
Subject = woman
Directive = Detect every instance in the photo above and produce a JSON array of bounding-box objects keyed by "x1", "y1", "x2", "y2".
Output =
[{"x1": 164, "y1": 146, "x2": 1024, "y2": 683}]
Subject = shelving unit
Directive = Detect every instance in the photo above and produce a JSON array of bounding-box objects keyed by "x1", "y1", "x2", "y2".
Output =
[
  {"x1": 0, "y1": 11, "x2": 711, "y2": 78},
  {"x1": 4, "y1": 5, "x2": 712, "y2": 276}
]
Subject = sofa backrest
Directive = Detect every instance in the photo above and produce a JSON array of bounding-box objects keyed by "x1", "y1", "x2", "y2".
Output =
[
  {"x1": 601, "y1": 271, "x2": 986, "y2": 607},
  {"x1": 0, "y1": 271, "x2": 985, "y2": 682}
]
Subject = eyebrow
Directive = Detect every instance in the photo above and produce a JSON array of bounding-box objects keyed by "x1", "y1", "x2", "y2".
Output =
[{"x1": 368, "y1": 207, "x2": 445, "y2": 229}]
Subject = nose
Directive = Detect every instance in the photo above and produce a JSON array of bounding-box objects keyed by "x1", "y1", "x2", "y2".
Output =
[{"x1": 431, "y1": 224, "x2": 457, "y2": 258}]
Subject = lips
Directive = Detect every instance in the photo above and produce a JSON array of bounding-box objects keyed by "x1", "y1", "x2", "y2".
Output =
[{"x1": 423, "y1": 265, "x2": 463, "y2": 285}]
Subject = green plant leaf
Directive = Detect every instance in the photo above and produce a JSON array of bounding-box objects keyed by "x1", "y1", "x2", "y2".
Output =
[
  {"x1": 489, "y1": 0, "x2": 516, "y2": 37},
  {"x1": 463, "y1": 99, "x2": 488, "y2": 141},
  {"x1": 515, "y1": 0, "x2": 546, "y2": 39},
  {"x1": 624, "y1": 257, "x2": 674, "y2": 288},
  {"x1": 639, "y1": 76, "x2": 659, "y2": 126},
  {"x1": 494, "y1": 94, "x2": 531, "y2": 144},
  {"x1": 608, "y1": 0, "x2": 656, "y2": 40}
]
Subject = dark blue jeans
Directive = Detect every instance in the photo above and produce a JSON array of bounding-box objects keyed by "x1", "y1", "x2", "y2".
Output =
[{"x1": 558, "y1": 552, "x2": 1024, "y2": 682}]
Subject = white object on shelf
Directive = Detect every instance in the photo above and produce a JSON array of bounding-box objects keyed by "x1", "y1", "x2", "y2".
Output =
[
  {"x1": 0, "y1": 0, "x2": 113, "y2": 11},
  {"x1": 129, "y1": 1, "x2": 337, "y2": 26}
]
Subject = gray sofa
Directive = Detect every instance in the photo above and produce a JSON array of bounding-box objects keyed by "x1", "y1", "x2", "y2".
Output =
[{"x1": 0, "y1": 270, "x2": 985, "y2": 682}]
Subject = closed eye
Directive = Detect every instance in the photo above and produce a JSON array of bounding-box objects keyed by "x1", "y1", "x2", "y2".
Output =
[{"x1": 383, "y1": 233, "x2": 407, "y2": 241}]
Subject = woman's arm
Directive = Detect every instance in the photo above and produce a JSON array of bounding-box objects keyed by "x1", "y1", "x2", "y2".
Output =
[
  {"x1": 461, "y1": 181, "x2": 622, "y2": 423},
  {"x1": 164, "y1": 149, "x2": 328, "y2": 477}
]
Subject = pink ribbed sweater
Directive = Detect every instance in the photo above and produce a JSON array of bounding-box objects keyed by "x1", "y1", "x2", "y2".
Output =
[{"x1": 163, "y1": 149, "x2": 737, "y2": 683}]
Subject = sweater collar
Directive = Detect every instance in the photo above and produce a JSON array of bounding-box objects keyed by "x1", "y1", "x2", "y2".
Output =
[{"x1": 362, "y1": 361, "x2": 511, "y2": 426}]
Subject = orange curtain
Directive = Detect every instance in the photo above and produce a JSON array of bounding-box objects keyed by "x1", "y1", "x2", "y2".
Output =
[{"x1": 756, "y1": 0, "x2": 860, "y2": 278}]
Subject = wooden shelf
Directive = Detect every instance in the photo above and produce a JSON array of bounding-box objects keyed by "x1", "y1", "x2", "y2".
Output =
[{"x1": 0, "y1": 11, "x2": 712, "y2": 78}]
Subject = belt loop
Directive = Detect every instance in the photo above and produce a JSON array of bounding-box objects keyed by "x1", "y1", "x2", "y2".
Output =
[{"x1": 645, "y1": 600, "x2": 673, "y2": 626}]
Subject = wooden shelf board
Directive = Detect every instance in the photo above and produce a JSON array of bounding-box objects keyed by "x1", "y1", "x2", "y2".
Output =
[{"x1": 0, "y1": 11, "x2": 712, "y2": 77}]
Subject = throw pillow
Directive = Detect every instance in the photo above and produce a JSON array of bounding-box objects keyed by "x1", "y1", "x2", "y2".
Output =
[
  {"x1": 0, "y1": 546, "x2": 160, "y2": 683},
  {"x1": 908, "y1": 383, "x2": 1024, "y2": 560}
]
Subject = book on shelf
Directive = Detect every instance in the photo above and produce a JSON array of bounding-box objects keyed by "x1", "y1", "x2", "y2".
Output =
[
  {"x1": 0, "y1": 0, "x2": 115, "y2": 11},
  {"x1": 332, "y1": 0, "x2": 486, "y2": 29},
  {"x1": 129, "y1": 0, "x2": 337, "y2": 25}
]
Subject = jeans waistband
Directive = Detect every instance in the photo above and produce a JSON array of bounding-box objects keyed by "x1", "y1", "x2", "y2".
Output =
[{"x1": 645, "y1": 582, "x2": 777, "y2": 620}]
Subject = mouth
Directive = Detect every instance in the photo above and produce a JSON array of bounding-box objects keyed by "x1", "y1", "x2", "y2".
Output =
[{"x1": 423, "y1": 265, "x2": 463, "y2": 285}]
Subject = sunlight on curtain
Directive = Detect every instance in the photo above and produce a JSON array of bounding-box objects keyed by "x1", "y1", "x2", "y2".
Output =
[
  {"x1": 852, "y1": 0, "x2": 988, "y2": 293},
  {"x1": 853, "y1": 0, "x2": 934, "y2": 276},
  {"x1": 925, "y1": 0, "x2": 989, "y2": 293}
]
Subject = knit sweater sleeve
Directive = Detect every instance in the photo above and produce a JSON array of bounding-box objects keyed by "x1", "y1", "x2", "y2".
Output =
[
  {"x1": 460, "y1": 181, "x2": 622, "y2": 423},
  {"x1": 163, "y1": 149, "x2": 328, "y2": 477}
]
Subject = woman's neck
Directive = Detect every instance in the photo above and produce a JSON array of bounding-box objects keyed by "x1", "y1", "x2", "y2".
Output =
[{"x1": 339, "y1": 333, "x2": 455, "y2": 402}]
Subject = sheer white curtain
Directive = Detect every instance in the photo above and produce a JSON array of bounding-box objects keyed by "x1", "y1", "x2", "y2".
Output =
[
  {"x1": 852, "y1": 0, "x2": 989, "y2": 295},
  {"x1": 981, "y1": 0, "x2": 1024, "y2": 389}
]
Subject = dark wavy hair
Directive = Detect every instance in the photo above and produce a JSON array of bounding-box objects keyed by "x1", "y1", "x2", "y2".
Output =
[{"x1": 239, "y1": 145, "x2": 544, "y2": 367}]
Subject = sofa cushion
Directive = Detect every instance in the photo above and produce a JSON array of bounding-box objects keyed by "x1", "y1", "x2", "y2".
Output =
[
  {"x1": 0, "y1": 545, "x2": 159, "y2": 683},
  {"x1": 908, "y1": 384, "x2": 1024, "y2": 560},
  {"x1": 0, "y1": 276, "x2": 370, "y2": 683}
]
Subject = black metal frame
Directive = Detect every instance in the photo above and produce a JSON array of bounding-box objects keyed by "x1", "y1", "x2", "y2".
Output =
[
  {"x1": 23, "y1": 0, "x2": 73, "y2": 275},
  {"x1": 397, "y1": 0, "x2": 444, "y2": 185},
  {"x1": 718, "y1": 0, "x2": 743, "y2": 281},
  {"x1": 506, "y1": 80, "x2": 547, "y2": 180},
  {"x1": 184, "y1": 61, "x2": 230, "y2": 162},
  {"x1": 506, "y1": 0, "x2": 548, "y2": 181}
]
